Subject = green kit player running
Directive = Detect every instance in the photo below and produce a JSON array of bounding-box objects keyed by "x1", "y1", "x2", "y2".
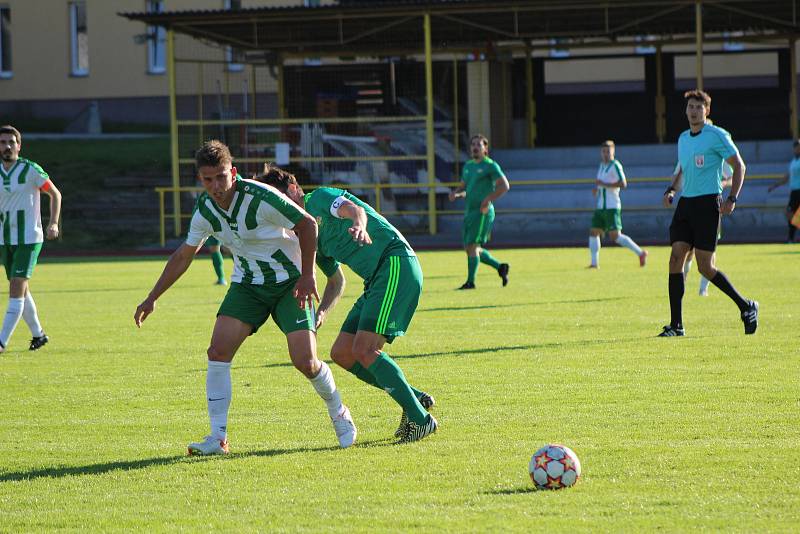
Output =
[
  {"x1": 449, "y1": 134, "x2": 510, "y2": 290},
  {"x1": 260, "y1": 165, "x2": 437, "y2": 443},
  {"x1": 134, "y1": 141, "x2": 356, "y2": 455},
  {"x1": 0, "y1": 125, "x2": 62, "y2": 353}
]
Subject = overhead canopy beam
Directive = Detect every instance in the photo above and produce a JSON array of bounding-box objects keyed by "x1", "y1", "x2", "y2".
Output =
[{"x1": 121, "y1": 1, "x2": 800, "y2": 57}]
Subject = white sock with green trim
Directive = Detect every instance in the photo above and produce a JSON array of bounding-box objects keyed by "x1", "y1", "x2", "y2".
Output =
[
  {"x1": 310, "y1": 361, "x2": 344, "y2": 418},
  {"x1": 615, "y1": 233, "x2": 643, "y2": 256},
  {"x1": 22, "y1": 292, "x2": 44, "y2": 338},
  {"x1": 0, "y1": 297, "x2": 24, "y2": 348},
  {"x1": 589, "y1": 236, "x2": 600, "y2": 266}
]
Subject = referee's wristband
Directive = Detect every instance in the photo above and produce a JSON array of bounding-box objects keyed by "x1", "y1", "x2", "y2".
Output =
[{"x1": 664, "y1": 186, "x2": 675, "y2": 195}]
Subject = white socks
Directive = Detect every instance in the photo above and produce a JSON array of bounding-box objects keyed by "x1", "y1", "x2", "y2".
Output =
[
  {"x1": 0, "y1": 297, "x2": 24, "y2": 347},
  {"x1": 589, "y1": 236, "x2": 600, "y2": 266},
  {"x1": 309, "y1": 361, "x2": 344, "y2": 418},
  {"x1": 684, "y1": 260, "x2": 692, "y2": 280},
  {"x1": 206, "y1": 360, "x2": 232, "y2": 440},
  {"x1": 22, "y1": 292, "x2": 44, "y2": 338},
  {"x1": 615, "y1": 233, "x2": 643, "y2": 257},
  {"x1": 699, "y1": 275, "x2": 710, "y2": 294}
]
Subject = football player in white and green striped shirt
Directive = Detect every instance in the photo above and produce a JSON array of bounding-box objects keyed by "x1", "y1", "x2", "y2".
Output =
[
  {"x1": 588, "y1": 140, "x2": 647, "y2": 268},
  {"x1": 134, "y1": 140, "x2": 356, "y2": 455},
  {"x1": 0, "y1": 125, "x2": 62, "y2": 353}
]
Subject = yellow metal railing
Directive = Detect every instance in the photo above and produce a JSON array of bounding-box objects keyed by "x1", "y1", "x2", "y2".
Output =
[{"x1": 155, "y1": 173, "x2": 784, "y2": 246}]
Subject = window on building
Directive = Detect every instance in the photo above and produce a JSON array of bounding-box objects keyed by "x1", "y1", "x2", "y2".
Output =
[
  {"x1": 0, "y1": 6, "x2": 11, "y2": 78},
  {"x1": 146, "y1": 0, "x2": 165, "y2": 74},
  {"x1": 224, "y1": 0, "x2": 243, "y2": 72},
  {"x1": 69, "y1": 1, "x2": 89, "y2": 76}
]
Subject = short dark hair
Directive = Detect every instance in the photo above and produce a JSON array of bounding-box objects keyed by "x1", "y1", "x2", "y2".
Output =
[
  {"x1": 255, "y1": 163, "x2": 298, "y2": 193},
  {"x1": 0, "y1": 125, "x2": 21, "y2": 144},
  {"x1": 195, "y1": 140, "x2": 232, "y2": 169},
  {"x1": 470, "y1": 134, "x2": 489, "y2": 148},
  {"x1": 793, "y1": 139, "x2": 800, "y2": 147},
  {"x1": 684, "y1": 89, "x2": 711, "y2": 108}
]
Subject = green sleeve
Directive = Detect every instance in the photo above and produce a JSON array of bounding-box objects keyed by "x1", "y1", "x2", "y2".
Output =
[
  {"x1": 316, "y1": 253, "x2": 340, "y2": 277},
  {"x1": 491, "y1": 160, "x2": 506, "y2": 180}
]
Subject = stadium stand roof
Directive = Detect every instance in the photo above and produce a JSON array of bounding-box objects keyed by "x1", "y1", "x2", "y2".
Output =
[{"x1": 121, "y1": 0, "x2": 800, "y2": 57}]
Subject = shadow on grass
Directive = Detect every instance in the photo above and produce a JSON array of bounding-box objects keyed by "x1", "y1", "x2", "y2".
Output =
[
  {"x1": 0, "y1": 439, "x2": 394, "y2": 483},
  {"x1": 417, "y1": 303, "x2": 529, "y2": 313},
  {"x1": 485, "y1": 486, "x2": 539, "y2": 495},
  {"x1": 250, "y1": 339, "x2": 625, "y2": 371}
]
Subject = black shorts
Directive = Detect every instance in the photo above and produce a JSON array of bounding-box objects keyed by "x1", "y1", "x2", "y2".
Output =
[
  {"x1": 669, "y1": 194, "x2": 722, "y2": 252},
  {"x1": 788, "y1": 189, "x2": 800, "y2": 214}
]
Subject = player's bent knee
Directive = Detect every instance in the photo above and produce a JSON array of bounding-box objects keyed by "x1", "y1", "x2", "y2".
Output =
[
  {"x1": 207, "y1": 344, "x2": 232, "y2": 362},
  {"x1": 292, "y1": 357, "x2": 319, "y2": 378}
]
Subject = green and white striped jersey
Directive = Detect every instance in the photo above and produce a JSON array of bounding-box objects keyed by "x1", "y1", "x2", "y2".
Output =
[
  {"x1": 596, "y1": 159, "x2": 625, "y2": 210},
  {"x1": 186, "y1": 178, "x2": 306, "y2": 285},
  {"x1": 0, "y1": 158, "x2": 51, "y2": 245}
]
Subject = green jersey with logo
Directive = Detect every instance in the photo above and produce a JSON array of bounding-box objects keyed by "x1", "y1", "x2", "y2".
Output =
[
  {"x1": 304, "y1": 187, "x2": 414, "y2": 280},
  {"x1": 186, "y1": 177, "x2": 306, "y2": 285},
  {"x1": 461, "y1": 157, "x2": 505, "y2": 212}
]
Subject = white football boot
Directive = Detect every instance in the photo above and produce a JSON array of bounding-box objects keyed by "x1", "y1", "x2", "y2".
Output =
[
  {"x1": 187, "y1": 435, "x2": 229, "y2": 456},
  {"x1": 331, "y1": 405, "x2": 357, "y2": 448}
]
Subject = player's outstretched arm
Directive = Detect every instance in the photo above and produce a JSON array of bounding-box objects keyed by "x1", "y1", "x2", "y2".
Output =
[
  {"x1": 768, "y1": 173, "x2": 788, "y2": 193},
  {"x1": 43, "y1": 181, "x2": 62, "y2": 240},
  {"x1": 337, "y1": 200, "x2": 372, "y2": 245},
  {"x1": 316, "y1": 266, "x2": 346, "y2": 329},
  {"x1": 292, "y1": 214, "x2": 320, "y2": 309},
  {"x1": 449, "y1": 181, "x2": 466, "y2": 201},
  {"x1": 134, "y1": 243, "x2": 199, "y2": 327}
]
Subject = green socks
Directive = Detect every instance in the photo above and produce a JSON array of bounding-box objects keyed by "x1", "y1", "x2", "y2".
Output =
[
  {"x1": 479, "y1": 249, "x2": 501, "y2": 270},
  {"x1": 367, "y1": 352, "x2": 428, "y2": 425},
  {"x1": 467, "y1": 255, "x2": 479, "y2": 284},
  {"x1": 347, "y1": 361, "x2": 425, "y2": 399},
  {"x1": 211, "y1": 250, "x2": 225, "y2": 281}
]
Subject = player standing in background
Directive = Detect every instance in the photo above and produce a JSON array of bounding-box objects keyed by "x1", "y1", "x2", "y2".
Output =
[
  {"x1": 260, "y1": 166, "x2": 437, "y2": 443},
  {"x1": 659, "y1": 90, "x2": 758, "y2": 337},
  {"x1": 206, "y1": 237, "x2": 227, "y2": 285},
  {"x1": 767, "y1": 139, "x2": 800, "y2": 243},
  {"x1": 134, "y1": 141, "x2": 356, "y2": 454},
  {"x1": 448, "y1": 134, "x2": 510, "y2": 290},
  {"x1": 193, "y1": 178, "x2": 228, "y2": 285},
  {"x1": 0, "y1": 125, "x2": 62, "y2": 353},
  {"x1": 588, "y1": 140, "x2": 648, "y2": 269}
]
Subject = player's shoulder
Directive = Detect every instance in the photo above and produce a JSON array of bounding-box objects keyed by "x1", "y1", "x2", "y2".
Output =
[
  {"x1": 18, "y1": 157, "x2": 48, "y2": 176},
  {"x1": 678, "y1": 129, "x2": 692, "y2": 140},
  {"x1": 240, "y1": 177, "x2": 280, "y2": 197},
  {"x1": 704, "y1": 123, "x2": 731, "y2": 135}
]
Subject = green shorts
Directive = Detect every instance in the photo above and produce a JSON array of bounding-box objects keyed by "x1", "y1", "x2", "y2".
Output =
[
  {"x1": 462, "y1": 209, "x2": 494, "y2": 247},
  {"x1": 591, "y1": 209, "x2": 622, "y2": 232},
  {"x1": 218, "y1": 279, "x2": 315, "y2": 335},
  {"x1": 341, "y1": 254, "x2": 422, "y2": 343},
  {"x1": 1, "y1": 243, "x2": 43, "y2": 280}
]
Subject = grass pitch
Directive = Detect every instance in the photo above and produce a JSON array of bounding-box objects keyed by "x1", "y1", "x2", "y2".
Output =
[{"x1": 1, "y1": 245, "x2": 798, "y2": 532}]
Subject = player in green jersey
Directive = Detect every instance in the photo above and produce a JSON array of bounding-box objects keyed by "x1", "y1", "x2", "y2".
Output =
[
  {"x1": 135, "y1": 141, "x2": 356, "y2": 455},
  {"x1": 449, "y1": 134, "x2": 510, "y2": 289},
  {"x1": 0, "y1": 125, "x2": 62, "y2": 354},
  {"x1": 259, "y1": 165, "x2": 437, "y2": 443}
]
